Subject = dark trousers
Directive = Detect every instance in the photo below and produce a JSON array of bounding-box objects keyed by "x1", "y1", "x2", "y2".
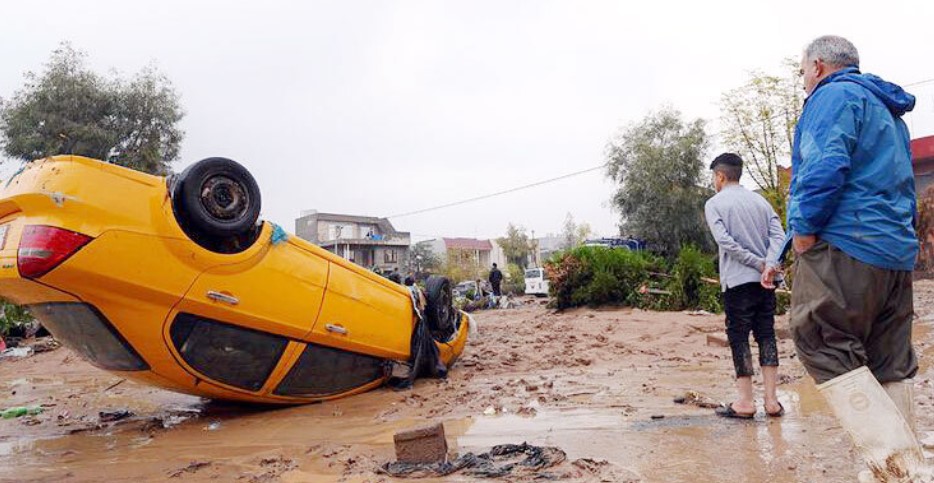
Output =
[
  {"x1": 491, "y1": 281, "x2": 501, "y2": 296},
  {"x1": 723, "y1": 282, "x2": 779, "y2": 377},
  {"x1": 790, "y1": 241, "x2": 917, "y2": 384}
]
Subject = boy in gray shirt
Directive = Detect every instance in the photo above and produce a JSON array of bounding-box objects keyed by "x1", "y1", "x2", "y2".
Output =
[{"x1": 704, "y1": 153, "x2": 786, "y2": 418}]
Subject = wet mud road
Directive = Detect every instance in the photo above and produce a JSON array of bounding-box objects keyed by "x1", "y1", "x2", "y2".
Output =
[{"x1": 3, "y1": 281, "x2": 934, "y2": 482}]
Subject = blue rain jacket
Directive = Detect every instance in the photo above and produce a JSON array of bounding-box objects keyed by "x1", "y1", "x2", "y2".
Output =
[{"x1": 787, "y1": 67, "x2": 918, "y2": 271}]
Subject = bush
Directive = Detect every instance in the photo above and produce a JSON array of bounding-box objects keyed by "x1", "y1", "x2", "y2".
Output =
[
  {"x1": 0, "y1": 299, "x2": 33, "y2": 336},
  {"x1": 667, "y1": 245, "x2": 721, "y2": 313},
  {"x1": 545, "y1": 246, "x2": 662, "y2": 309},
  {"x1": 502, "y1": 263, "x2": 525, "y2": 295},
  {"x1": 545, "y1": 245, "x2": 724, "y2": 313}
]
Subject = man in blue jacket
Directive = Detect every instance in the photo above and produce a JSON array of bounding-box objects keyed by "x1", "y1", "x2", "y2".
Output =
[{"x1": 767, "y1": 35, "x2": 923, "y2": 480}]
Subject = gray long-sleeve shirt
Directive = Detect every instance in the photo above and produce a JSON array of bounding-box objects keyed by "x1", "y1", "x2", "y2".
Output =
[{"x1": 704, "y1": 184, "x2": 786, "y2": 291}]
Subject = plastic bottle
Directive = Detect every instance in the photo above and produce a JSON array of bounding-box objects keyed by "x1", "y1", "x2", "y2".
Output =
[{"x1": 2, "y1": 406, "x2": 42, "y2": 419}]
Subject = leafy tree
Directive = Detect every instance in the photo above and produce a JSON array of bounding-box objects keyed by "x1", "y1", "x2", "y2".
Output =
[
  {"x1": 719, "y1": 59, "x2": 803, "y2": 225},
  {"x1": 559, "y1": 213, "x2": 592, "y2": 250},
  {"x1": 411, "y1": 241, "x2": 442, "y2": 274},
  {"x1": 0, "y1": 43, "x2": 184, "y2": 175},
  {"x1": 606, "y1": 107, "x2": 713, "y2": 257},
  {"x1": 496, "y1": 223, "x2": 531, "y2": 268}
]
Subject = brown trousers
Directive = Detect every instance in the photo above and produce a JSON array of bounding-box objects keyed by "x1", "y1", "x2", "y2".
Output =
[{"x1": 790, "y1": 241, "x2": 917, "y2": 384}]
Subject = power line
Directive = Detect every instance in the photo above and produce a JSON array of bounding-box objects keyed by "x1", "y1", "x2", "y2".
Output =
[
  {"x1": 387, "y1": 74, "x2": 934, "y2": 220},
  {"x1": 386, "y1": 163, "x2": 608, "y2": 219},
  {"x1": 906, "y1": 78, "x2": 934, "y2": 88}
]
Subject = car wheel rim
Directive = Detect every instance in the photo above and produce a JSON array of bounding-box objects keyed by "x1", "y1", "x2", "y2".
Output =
[{"x1": 201, "y1": 175, "x2": 249, "y2": 221}]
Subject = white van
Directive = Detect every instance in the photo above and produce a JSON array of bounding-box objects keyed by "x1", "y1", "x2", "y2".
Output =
[{"x1": 524, "y1": 267, "x2": 550, "y2": 297}]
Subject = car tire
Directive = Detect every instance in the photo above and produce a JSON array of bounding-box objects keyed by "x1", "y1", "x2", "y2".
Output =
[
  {"x1": 425, "y1": 276, "x2": 455, "y2": 339},
  {"x1": 172, "y1": 157, "x2": 261, "y2": 239}
]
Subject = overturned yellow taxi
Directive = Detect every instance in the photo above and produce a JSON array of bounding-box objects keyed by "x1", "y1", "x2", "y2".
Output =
[{"x1": 0, "y1": 156, "x2": 470, "y2": 404}]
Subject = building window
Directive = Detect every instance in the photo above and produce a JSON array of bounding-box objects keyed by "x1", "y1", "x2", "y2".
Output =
[{"x1": 384, "y1": 249, "x2": 398, "y2": 263}]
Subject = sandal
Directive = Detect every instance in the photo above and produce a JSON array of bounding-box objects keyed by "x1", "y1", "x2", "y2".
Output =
[
  {"x1": 715, "y1": 403, "x2": 755, "y2": 419},
  {"x1": 766, "y1": 402, "x2": 785, "y2": 418}
]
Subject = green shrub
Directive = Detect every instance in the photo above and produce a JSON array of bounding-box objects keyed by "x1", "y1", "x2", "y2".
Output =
[
  {"x1": 502, "y1": 263, "x2": 525, "y2": 295},
  {"x1": 667, "y1": 245, "x2": 722, "y2": 312},
  {"x1": 545, "y1": 245, "x2": 724, "y2": 312},
  {"x1": 0, "y1": 299, "x2": 33, "y2": 336},
  {"x1": 546, "y1": 246, "x2": 662, "y2": 309}
]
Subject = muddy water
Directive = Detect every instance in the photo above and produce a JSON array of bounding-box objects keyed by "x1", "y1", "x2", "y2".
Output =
[
  {"x1": 0, "y1": 367, "x2": 849, "y2": 482},
  {"x1": 4, "y1": 289, "x2": 934, "y2": 482}
]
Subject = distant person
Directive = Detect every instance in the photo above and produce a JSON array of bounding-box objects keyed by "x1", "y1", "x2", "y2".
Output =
[
  {"x1": 404, "y1": 275, "x2": 416, "y2": 287},
  {"x1": 488, "y1": 263, "x2": 503, "y2": 296},
  {"x1": 762, "y1": 35, "x2": 923, "y2": 480},
  {"x1": 704, "y1": 153, "x2": 785, "y2": 419},
  {"x1": 388, "y1": 271, "x2": 402, "y2": 284}
]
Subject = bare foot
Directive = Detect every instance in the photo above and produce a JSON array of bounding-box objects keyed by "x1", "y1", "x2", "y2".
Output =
[
  {"x1": 731, "y1": 401, "x2": 756, "y2": 415},
  {"x1": 764, "y1": 400, "x2": 783, "y2": 415}
]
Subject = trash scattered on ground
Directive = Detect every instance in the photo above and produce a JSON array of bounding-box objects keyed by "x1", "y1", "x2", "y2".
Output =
[
  {"x1": 380, "y1": 442, "x2": 566, "y2": 479},
  {"x1": 205, "y1": 420, "x2": 221, "y2": 431},
  {"x1": 394, "y1": 422, "x2": 447, "y2": 464},
  {"x1": 686, "y1": 310, "x2": 713, "y2": 316},
  {"x1": 2, "y1": 406, "x2": 43, "y2": 419},
  {"x1": 650, "y1": 414, "x2": 665, "y2": 420},
  {"x1": 99, "y1": 409, "x2": 133, "y2": 423},
  {"x1": 28, "y1": 337, "x2": 60, "y2": 353},
  {"x1": 0, "y1": 347, "x2": 33, "y2": 359},
  {"x1": 673, "y1": 390, "x2": 723, "y2": 409},
  {"x1": 146, "y1": 407, "x2": 203, "y2": 430}
]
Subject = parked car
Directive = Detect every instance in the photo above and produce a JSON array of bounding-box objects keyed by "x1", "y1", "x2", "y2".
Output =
[
  {"x1": 584, "y1": 237, "x2": 646, "y2": 251},
  {"x1": 524, "y1": 267, "x2": 550, "y2": 297},
  {"x1": 453, "y1": 280, "x2": 478, "y2": 299},
  {"x1": 0, "y1": 156, "x2": 471, "y2": 404}
]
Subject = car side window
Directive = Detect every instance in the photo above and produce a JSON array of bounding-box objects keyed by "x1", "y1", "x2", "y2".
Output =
[
  {"x1": 170, "y1": 313, "x2": 288, "y2": 392},
  {"x1": 274, "y1": 343, "x2": 387, "y2": 397}
]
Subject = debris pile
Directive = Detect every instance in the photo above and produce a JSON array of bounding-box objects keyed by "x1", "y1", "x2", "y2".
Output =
[{"x1": 380, "y1": 442, "x2": 566, "y2": 479}]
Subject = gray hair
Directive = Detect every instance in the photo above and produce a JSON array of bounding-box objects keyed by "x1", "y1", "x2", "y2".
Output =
[{"x1": 805, "y1": 35, "x2": 859, "y2": 68}]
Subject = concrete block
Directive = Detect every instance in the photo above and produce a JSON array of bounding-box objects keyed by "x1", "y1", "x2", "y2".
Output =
[{"x1": 394, "y1": 422, "x2": 448, "y2": 464}]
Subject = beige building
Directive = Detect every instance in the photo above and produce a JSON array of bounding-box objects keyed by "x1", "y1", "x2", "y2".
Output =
[{"x1": 295, "y1": 210, "x2": 410, "y2": 272}]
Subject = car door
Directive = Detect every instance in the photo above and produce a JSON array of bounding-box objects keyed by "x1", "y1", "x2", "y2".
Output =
[
  {"x1": 308, "y1": 260, "x2": 413, "y2": 361},
  {"x1": 167, "y1": 236, "x2": 329, "y2": 393}
]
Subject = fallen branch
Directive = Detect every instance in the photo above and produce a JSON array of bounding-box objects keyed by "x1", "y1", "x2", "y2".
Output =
[{"x1": 103, "y1": 378, "x2": 126, "y2": 393}]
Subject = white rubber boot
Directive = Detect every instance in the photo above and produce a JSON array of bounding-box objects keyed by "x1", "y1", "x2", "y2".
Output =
[
  {"x1": 818, "y1": 367, "x2": 928, "y2": 482},
  {"x1": 884, "y1": 379, "x2": 917, "y2": 434}
]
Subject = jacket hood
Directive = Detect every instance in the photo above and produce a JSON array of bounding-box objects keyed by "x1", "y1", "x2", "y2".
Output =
[{"x1": 824, "y1": 67, "x2": 916, "y2": 117}]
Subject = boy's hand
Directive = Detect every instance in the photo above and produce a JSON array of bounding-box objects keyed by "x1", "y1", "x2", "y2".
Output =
[{"x1": 761, "y1": 265, "x2": 782, "y2": 290}]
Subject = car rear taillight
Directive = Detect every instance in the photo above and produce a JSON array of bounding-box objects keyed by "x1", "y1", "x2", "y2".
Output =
[{"x1": 18, "y1": 225, "x2": 93, "y2": 279}]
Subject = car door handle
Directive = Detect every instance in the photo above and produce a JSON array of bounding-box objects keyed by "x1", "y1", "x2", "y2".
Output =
[
  {"x1": 326, "y1": 324, "x2": 348, "y2": 335},
  {"x1": 206, "y1": 291, "x2": 239, "y2": 305}
]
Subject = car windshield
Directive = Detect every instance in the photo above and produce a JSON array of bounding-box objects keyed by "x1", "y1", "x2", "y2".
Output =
[{"x1": 525, "y1": 269, "x2": 542, "y2": 279}]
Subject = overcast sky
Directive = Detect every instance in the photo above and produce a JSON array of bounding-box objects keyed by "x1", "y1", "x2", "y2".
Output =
[{"x1": 2, "y1": 1, "x2": 933, "y2": 241}]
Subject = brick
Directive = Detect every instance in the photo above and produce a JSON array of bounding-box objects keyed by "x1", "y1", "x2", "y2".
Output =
[
  {"x1": 706, "y1": 334, "x2": 729, "y2": 347},
  {"x1": 394, "y1": 422, "x2": 448, "y2": 464}
]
